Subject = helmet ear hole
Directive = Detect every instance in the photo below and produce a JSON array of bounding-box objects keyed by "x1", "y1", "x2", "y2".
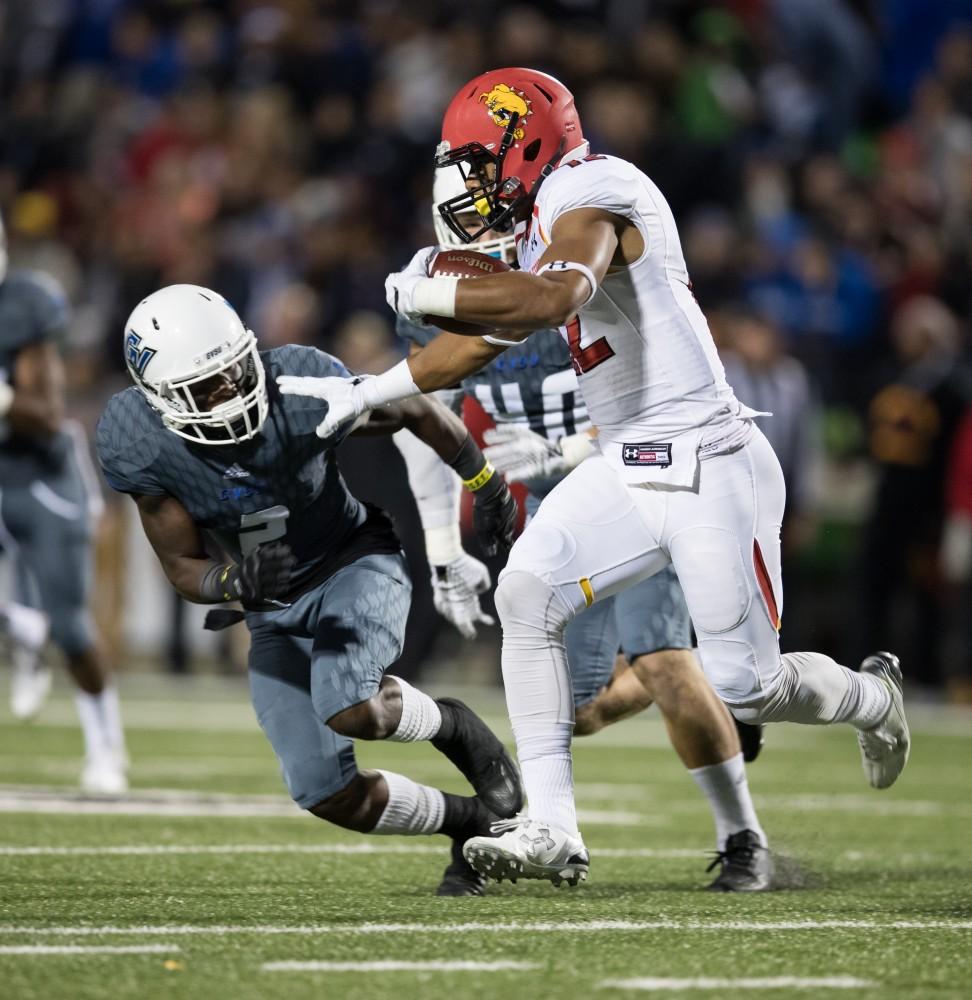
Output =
[{"x1": 523, "y1": 139, "x2": 542, "y2": 162}]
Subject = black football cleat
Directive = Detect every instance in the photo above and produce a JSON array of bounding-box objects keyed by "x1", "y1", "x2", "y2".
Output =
[
  {"x1": 431, "y1": 698, "x2": 524, "y2": 817},
  {"x1": 734, "y1": 717, "x2": 765, "y2": 763},
  {"x1": 705, "y1": 829, "x2": 775, "y2": 892},
  {"x1": 436, "y1": 838, "x2": 488, "y2": 897}
]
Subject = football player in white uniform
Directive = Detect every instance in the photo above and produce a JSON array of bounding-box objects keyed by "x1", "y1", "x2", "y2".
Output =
[
  {"x1": 280, "y1": 68, "x2": 909, "y2": 888},
  {"x1": 388, "y1": 168, "x2": 772, "y2": 891}
]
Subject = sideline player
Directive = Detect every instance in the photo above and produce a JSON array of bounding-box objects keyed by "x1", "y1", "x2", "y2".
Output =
[
  {"x1": 96, "y1": 284, "x2": 522, "y2": 896},
  {"x1": 391, "y1": 169, "x2": 770, "y2": 891},
  {"x1": 0, "y1": 217, "x2": 127, "y2": 793},
  {"x1": 281, "y1": 68, "x2": 910, "y2": 888}
]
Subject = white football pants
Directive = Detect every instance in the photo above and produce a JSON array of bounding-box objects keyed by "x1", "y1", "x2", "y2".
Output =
[{"x1": 495, "y1": 429, "x2": 889, "y2": 742}]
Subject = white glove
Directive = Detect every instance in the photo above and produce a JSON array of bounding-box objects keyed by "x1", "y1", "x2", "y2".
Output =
[
  {"x1": 483, "y1": 425, "x2": 596, "y2": 483},
  {"x1": 277, "y1": 374, "x2": 369, "y2": 439},
  {"x1": 277, "y1": 360, "x2": 420, "y2": 440},
  {"x1": 430, "y1": 552, "x2": 494, "y2": 640},
  {"x1": 385, "y1": 246, "x2": 458, "y2": 324}
]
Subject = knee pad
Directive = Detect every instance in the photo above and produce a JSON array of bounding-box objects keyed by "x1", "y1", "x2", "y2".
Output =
[
  {"x1": 495, "y1": 570, "x2": 574, "y2": 634},
  {"x1": 49, "y1": 609, "x2": 95, "y2": 658},
  {"x1": 697, "y1": 637, "x2": 764, "y2": 707}
]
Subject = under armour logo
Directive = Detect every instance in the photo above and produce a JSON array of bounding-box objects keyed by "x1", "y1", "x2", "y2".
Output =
[{"x1": 520, "y1": 828, "x2": 555, "y2": 851}]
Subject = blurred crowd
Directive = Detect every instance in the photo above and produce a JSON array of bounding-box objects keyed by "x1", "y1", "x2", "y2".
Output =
[{"x1": 3, "y1": 0, "x2": 972, "y2": 696}]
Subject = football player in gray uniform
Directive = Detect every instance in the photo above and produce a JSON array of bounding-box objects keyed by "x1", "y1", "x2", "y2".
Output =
[
  {"x1": 96, "y1": 284, "x2": 522, "y2": 896},
  {"x1": 387, "y1": 169, "x2": 769, "y2": 891},
  {"x1": 0, "y1": 216, "x2": 127, "y2": 794}
]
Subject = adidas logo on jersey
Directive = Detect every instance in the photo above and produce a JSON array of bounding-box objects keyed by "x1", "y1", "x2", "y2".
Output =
[{"x1": 222, "y1": 464, "x2": 251, "y2": 480}]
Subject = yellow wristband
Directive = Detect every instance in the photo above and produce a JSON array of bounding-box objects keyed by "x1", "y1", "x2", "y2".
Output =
[
  {"x1": 462, "y1": 462, "x2": 495, "y2": 492},
  {"x1": 219, "y1": 565, "x2": 234, "y2": 602}
]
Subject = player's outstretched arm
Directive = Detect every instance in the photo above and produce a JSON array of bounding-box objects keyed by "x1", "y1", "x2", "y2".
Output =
[
  {"x1": 0, "y1": 342, "x2": 65, "y2": 438},
  {"x1": 357, "y1": 394, "x2": 518, "y2": 556},
  {"x1": 135, "y1": 494, "x2": 295, "y2": 605}
]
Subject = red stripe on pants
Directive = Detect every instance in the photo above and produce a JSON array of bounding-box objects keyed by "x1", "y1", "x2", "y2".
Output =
[{"x1": 753, "y1": 540, "x2": 781, "y2": 630}]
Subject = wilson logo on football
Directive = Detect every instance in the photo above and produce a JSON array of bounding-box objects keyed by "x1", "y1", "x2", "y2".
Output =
[{"x1": 479, "y1": 84, "x2": 532, "y2": 140}]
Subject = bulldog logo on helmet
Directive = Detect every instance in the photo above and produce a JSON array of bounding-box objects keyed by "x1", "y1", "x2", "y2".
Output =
[{"x1": 479, "y1": 84, "x2": 532, "y2": 140}]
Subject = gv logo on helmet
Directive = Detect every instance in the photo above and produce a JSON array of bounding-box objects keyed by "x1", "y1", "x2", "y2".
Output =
[
  {"x1": 479, "y1": 84, "x2": 531, "y2": 140},
  {"x1": 125, "y1": 330, "x2": 157, "y2": 377}
]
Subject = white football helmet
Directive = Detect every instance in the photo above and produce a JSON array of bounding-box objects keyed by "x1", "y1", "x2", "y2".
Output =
[
  {"x1": 432, "y1": 165, "x2": 516, "y2": 264},
  {"x1": 124, "y1": 285, "x2": 268, "y2": 445}
]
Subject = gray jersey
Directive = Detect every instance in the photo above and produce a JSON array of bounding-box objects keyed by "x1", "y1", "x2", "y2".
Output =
[
  {"x1": 0, "y1": 269, "x2": 70, "y2": 480},
  {"x1": 397, "y1": 318, "x2": 589, "y2": 441},
  {"x1": 96, "y1": 344, "x2": 400, "y2": 596}
]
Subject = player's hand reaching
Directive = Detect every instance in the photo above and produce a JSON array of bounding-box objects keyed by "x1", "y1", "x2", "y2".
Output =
[
  {"x1": 484, "y1": 425, "x2": 597, "y2": 484},
  {"x1": 384, "y1": 246, "x2": 438, "y2": 323},
  {"x1": 484, "y1": 424, "x2": 567, "y2": 482},
  {"x1": 430, "y1": 553, "x2": 494, "y2": 639},
  {"x1": 472, "y1": 474, "x2": 518, "y2": 557},
  {"x1": 226, "y1": 542, "x2": 297, "y2": 604},
  {"x1": 277, "y1": 375, "x2": 371, "y2": 439}
]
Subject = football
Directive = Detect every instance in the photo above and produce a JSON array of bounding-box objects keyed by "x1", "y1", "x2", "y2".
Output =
[{"x1": 425, "y1": 248, "x2": 512, "y2": 335}]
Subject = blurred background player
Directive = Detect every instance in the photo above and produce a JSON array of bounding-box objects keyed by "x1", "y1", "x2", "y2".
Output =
[
  {"x1": 0, "y1": 215, "x2": 127, "y2": 794},
  {"x1": 392, "y1": 168, "x2": 772, "y2": 891},
  {"x1": 98, "y1": 284, "x2": 521, "y2": 896}
]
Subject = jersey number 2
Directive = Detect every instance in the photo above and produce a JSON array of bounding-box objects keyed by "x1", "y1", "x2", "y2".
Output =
[
  {"x1": 566, "y1": 316, "x2": 614, "y2": 375},
  {"x1": 239, "y1": 505, "x2": 290, "y2": 557}
]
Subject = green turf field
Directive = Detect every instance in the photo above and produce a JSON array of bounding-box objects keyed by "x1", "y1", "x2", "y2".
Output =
[{"x1": 0, "y1": 675, "x2": 969, "y2": 1000}]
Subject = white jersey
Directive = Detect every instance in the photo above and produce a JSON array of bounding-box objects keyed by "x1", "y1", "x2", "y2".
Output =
[{"x1": 515, "y1": 152, "x2": 760, "y2": 487}]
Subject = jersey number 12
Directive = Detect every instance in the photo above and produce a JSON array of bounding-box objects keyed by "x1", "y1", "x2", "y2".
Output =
[{"x1": 565, "y1": 316, "x2": 614, "y2": 375}]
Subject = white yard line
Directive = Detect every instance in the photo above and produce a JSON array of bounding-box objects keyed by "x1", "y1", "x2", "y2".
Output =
[
  {"x1": 755, "y1": 793, "x2": 972, "y2": 818},
  {"x1": 1, "y1": 919, "x2": 970, "y2": 937},
  {"x1": 0, "y1": 787, "x2": 644, "y2": 824},
  {"x1": 598, "y1": 976, "x2": 877, "y2": 991},
  {"x1": 0, "y1": 841, "x2": 950, "y2": 863},
  {"x1": 0, "y1": 945, "x2": 179, "y2": 956},
  {"x1": 262, "y1": 960, "x2": 539, "y2": 972},
  {"x1": 0, "y1": 843, "x2": 699, "y2": 858}
]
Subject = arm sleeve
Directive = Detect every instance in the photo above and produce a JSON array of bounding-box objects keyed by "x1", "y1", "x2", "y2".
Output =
[{"x1": 392, "y1": 389, "x2": 465, "y2": 565}]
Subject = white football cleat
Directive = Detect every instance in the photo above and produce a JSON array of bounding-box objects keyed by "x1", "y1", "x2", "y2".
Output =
[
  {"x1": 81, "y1": 750, "x2": 129, "y2": 796},
  {"x1": 463, "y1": 815, "x2": 589, "y2": 887},
  {"x1": 857, "y1": 652, "x2": 910, "y2": 789},
  {"x1": 7, "y1": 605, "x2": 52, "y2": 721}
]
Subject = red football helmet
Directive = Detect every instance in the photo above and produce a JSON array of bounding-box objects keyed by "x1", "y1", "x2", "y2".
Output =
[{"x1": 435, "y1": 68, "x2": 584, "y2": 244}]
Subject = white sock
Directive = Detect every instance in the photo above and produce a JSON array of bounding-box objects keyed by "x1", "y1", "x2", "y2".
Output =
[
  {"x1": 372, "y1": 769, "x2": 445, "y2": 835},
  {"x1": 74, "y1": 689, "x2": 108, "y2": 759},
  {"x1": 98, "y1": 684, "x2": 126, "y2": 754},
  {"x1": 689, "y1": 752, "x2": 767, "y2": 849},
  {"x1": 520, "y1": 736, "x2": 578, "y2": 837},
  {"x1": 384, "y1": 676, "x2": 442, "y2": 742},
  {"x1": 73, "y1": 684, "x2": 126, "y2": 759},
  {"x1": 774, "y1": 653, "x2": 892, "y2": 729},
  {"x1": 495, "y1": 571, "x2": 579, "y2": 837}
]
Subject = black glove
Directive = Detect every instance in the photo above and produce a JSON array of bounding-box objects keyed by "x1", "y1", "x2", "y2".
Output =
[
  {"x1": 222, "y1": 542, "x2": 297, "y2": 604},
  {"x1": 473, "y1": 477, "x2": 518, "y2": 557}
]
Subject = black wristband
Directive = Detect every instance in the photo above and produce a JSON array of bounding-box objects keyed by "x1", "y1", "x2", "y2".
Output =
[
  {"x1": 198, "y1": 562, "x2": 239, "y2": 603},
  {"x1": 447, "y1": 435, "x2": 502, "y2": 499}
]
